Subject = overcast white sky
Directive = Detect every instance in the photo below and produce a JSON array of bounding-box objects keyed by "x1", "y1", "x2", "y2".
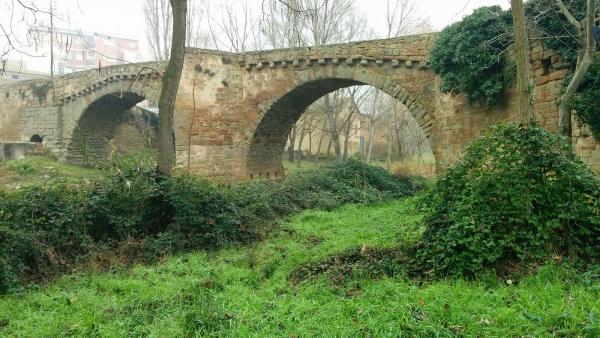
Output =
[
  {"x1": 51, "y1": 0, "x2": 510, "y2": 52},
  {"x1": 3, "y1": 0, "x2": 511, "y2": 66}
]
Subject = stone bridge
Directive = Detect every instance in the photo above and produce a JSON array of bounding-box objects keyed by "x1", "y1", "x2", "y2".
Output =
[
  {"x1": 1, "y1": 33, "x2": 597, "y2": 179},
  {"x1": 0, "y1": 61, "x2": 165, "y2": 163}
]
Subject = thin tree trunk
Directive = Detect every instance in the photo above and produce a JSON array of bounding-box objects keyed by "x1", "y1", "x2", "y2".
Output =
[
  {"x1": 326, "y1": 137, "x2": 332, "y2": 159},
  {"x1": 288, "y1": 126, "x2": 296, "y2": 162},
  {"x1": 307, "y1": 129, "x2": 313, "y2": 162},
  {"x1": 296, "y1": 126, "x2": 307, "y2": 164},
  {"x1": 342, "y1": 119, "x2": 352, "y2": 160},
  {"x1": 386, "y1": 119, "x2": 393, "y2": 171},
  {"x1": 316, "y1": 129, "x2": 325, "y2": 162},
  {"x1": 157, "y1": 0, "x2": 187, "y2": 176},
  {"x1": 395, "y1": 125, "x2": 403, "y2": 161},
  {"x1": 366, "y1": 121, "x2": 375, "y2": 164},
  {"x1": 511, "y1": 0, "x2": 534, "y2": 124},
  {"x1": 324, "y1": 94, "x2": 341, "y2": 161},
  {"x1": 556, "y1": 0, "x2": 596, "y2": 136}
]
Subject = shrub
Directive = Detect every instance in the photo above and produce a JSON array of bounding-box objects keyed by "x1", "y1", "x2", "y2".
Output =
[
  {"x1": 166, "y1": 176, "x2": 241, "y2": 248},
  {"x1": 279, "y1": 159, "x2": 418, "y2": 211},
  {"x1": 0, "y1": 159, "x2": 420, "y2": 293},
  {"x1": 0, "y1": 183, "x2": 91, "y2": 289},
  {"x1": 416, "y1": 124, "x2": 600, "y2": 277},
  {"x1": 86, "y1": 164, "x2": 166, "y2": 240},
  {"x1": 429, "y1": 6, "x2": 513, "y2": 105},
  {"x1": 226, "y1": 180, "x2": 282, "y2": 240}
]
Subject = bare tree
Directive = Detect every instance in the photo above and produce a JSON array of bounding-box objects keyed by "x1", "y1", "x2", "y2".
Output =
[
  {"x1": 287, "y1": 126, "x2": 297, "y2": 162},
  {"x1": 340, "y1": 86, "x2": 370, "y2": 160},
  {"x1": 384, "y1": 0, "x2": 428, "y2": 38},
  {"x1": 261, "y1": 0, "x2": 305, "y2": 48},
  {"x1": 381, "y1": 0, "x2": 430, "y2": 168},
  {"x1": 555, "y1": 0, "x2": 597, "y2": 136},
  {"x1": 186, "y1": 0, "x2": 210, "y2": 48},
  {"x1": 0, "y1": 1, "x2": 57, "y2": 74},
  {"x1": 205, "y1": 0, "x2": 261, "y2": 52},
  {"x1": 144, "y1": 0, "x2": 172, "y2": 60},
  {"x1": 157, "y1": 0, "x2": 187, "y2": 175},
  {"x1": 145, "y1": 0, "x2": 208, "y2": 60},
  {"x1": 360, "y1": 88, "x2": 386, "y2": 164}
]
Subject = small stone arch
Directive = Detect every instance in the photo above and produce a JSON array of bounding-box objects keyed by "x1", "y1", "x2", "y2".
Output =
[
  {"x1": 246, "y1": 68, "x2": 436, "y2": 179},
  {"x1": 29, "y1": 134, "x2": 43, "y2": 143}
]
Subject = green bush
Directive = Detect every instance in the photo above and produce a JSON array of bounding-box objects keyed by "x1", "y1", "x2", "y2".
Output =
[
  {"x1": 429, "y1": 6, "x2": 513, "y2": 105},
  {"x1": 166, "y1": 176, "x2": 241, "y2": 248},
  {"x1": 416, "y1": 124, "x2": 600, "y2": 277},
  {"x1": 0, "y1": 159, "x2": 419, "y2": 293},
  {"x1": 280, "y1": 159, "x2": 418, "y2": 211},
  {"x1": 86, "y1": 165, "x2": 166, "y2": 240},
  {"x1": 0, "y1": 183, "x2": 91, "y2": 290}
]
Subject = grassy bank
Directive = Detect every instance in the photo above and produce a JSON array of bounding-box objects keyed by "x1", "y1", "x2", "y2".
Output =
[
  {"x1": 1, "y1": 197, "x2": 598, "y2": 336},
  {"x1": 0, "y1": 156, "x2": 103, "y2": 189}
]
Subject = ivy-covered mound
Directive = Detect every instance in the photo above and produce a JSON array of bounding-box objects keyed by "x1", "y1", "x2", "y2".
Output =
[
  {"x1": 416, "y1": 124, "x2": 600, "y2": 277},
  {"x1": 429, "y1": 6, "x2": 512, "y2": 105}
]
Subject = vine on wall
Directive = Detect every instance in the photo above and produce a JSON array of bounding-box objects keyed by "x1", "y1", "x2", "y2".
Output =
[
  {"x1": 429, "y1": 0, "x2": 599, "y2": 136},
  {"x1": 429, "y1": 6, "x2": 513, "y2": 106}
]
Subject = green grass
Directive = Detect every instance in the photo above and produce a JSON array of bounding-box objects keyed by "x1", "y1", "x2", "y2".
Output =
[
  {"x1": 0, "y1": 156, "x2": 103, "y2": 190},
  {"x1": 1, "y1": 196, "x2": 599, "y2": 336},
  {"x1": 282, "y1": 159, "x2": 323, "y2": 175}
]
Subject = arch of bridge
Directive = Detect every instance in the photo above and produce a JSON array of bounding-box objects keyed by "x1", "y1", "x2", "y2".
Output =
[
  {"x1": 245, "y1": 65, "x2": 436, "y2": 179},
  {"x1": 177, "y1": 34, "x2": 438, "y2": 179}
]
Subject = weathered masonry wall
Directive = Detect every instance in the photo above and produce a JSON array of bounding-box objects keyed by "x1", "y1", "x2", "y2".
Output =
[
  {"x1": 0, "y1": 143, "x2": 39, "y2": 161},
  {"x1": 0, "y1": 61, "x2": 164, "y2": 163},
  {"x1": 429, "y1": 38, "x2": 600, "y2": 173},
  {"x1": 1, "y1": 33, "x2": 599, "y2": 178},
  {"x1": 175, "y1": 34, "x2": 438, "y2": 179}
]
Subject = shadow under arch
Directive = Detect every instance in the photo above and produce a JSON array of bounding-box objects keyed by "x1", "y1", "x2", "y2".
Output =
[
  {"x1": 246, "y1": 75, "x2": 435, "y2": 179},
  {"x1": 65, "y1": 92, "x2": 148, "y2": 165}
]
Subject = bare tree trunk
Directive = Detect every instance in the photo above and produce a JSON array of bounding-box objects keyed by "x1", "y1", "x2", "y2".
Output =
[
  {"x1": 395, "y1": 127, "x2": 403, "y2": 160},
  {"x1": 366, "y1": 121, "x2": 375, "y2": 164},
  {"x1": 555, "y1": 0, "x2": 597, "y2": 136},
  {"x1": 511, "y1": 0, "x2": 534, "y2": 124},
  {"x1": 316, "y1": 128, "x2": 325, "y2": 162},
  {"x1": 324, "y1": 94, "x2": 341, "y2": 161},
  {"x1": 342, "y1": 121, "x2": 352, "y2": 160},
  {"x1": 326, "y1": 137, "x2": 332, "y2": 158},
  {"x1": 157, "y1": 0, "x2": 187, "y2": 176},
  {"x1": 296, "y1": 126, "x2": 307, "y2": 164},
  {"x1": 386, "y1": 117, "x2": 393, "y2": 170},
  {"x1": 288, "y1": 126, "x2": 296, "y2": 162}
]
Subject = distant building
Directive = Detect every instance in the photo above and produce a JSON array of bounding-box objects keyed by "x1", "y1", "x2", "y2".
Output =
[{"x1": 24, "y1": 27, "x2": 140, "y2": 75}]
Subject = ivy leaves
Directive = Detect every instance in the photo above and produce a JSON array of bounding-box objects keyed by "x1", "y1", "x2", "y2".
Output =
[
  {"x1": 429, "y1": 6, "x2": 513, "y2": 106},
  {"x1": 416, "y1": 124, "x2": 600, "y2": 277}
]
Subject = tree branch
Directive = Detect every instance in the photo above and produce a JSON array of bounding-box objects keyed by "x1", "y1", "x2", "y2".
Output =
[{"x1": 554, "y1": 0, "x2": 583, "y2": 31}]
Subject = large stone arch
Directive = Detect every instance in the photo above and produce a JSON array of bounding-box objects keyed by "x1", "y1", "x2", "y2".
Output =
[
  {"x1": 0, "y1": 61, "x2": 165, "y2": 162},
  {"x1": 55, "y1": 67, "x2": 162, "y2": 163},
  {"x1": 245, "y1": 67, "x2": 435, "y2": 179},
  {"x1": 64, "y1": 92, "x2": 151, "y2": 164}
]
